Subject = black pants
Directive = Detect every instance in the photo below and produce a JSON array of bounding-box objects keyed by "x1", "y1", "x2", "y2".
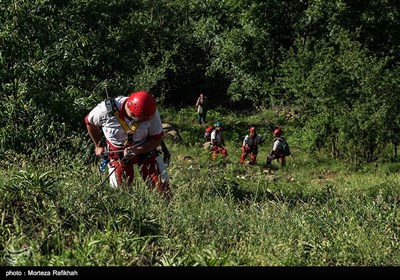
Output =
[{"x1": 198, "y1": 112, "x2": 207, "y2": 124}]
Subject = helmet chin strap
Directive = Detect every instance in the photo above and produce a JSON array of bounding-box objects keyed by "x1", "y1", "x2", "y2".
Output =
[{"x1": 129, "y1": 116, "x2": 140, "y2": 122}]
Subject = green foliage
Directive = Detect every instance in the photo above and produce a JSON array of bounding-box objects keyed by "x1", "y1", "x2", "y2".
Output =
[
  {"x1": 1, "y1": 0, "x2": 400, "y2": 164},
  {"x1": 2, "y1": 108, "x2": 400, "y2": 266},
  {"x1": 1, "y1": 0, "x2": 400, "y2": 266},
  {"x1": 280, "y1": 25, "x2": 400, "y2": 162}
]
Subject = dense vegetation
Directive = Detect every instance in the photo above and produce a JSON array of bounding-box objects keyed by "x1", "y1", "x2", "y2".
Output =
[
  {"x1": 1, "y1": 0, "x2": 400, "y2": 163},
  {"x1": 1, "y1": 108, "x2": 400, "y2": 266},
  {"x1": 1, "y1": 0, "x2": 399, "y2": 266}
]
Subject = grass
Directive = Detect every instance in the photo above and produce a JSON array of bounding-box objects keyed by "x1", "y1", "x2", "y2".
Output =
[{"x1": 0, "y1": 107, "x2": 399, "y2": 266}]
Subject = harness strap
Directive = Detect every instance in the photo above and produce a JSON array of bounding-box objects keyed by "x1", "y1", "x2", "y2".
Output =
[
  {"x1": 111, "y1": 99, "x2": 140, "y2": 134},
  {"x1": 106, "y1": 98, "x2": 140, "y2": 146}
]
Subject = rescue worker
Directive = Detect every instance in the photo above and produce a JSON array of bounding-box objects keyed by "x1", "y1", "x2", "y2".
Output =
[
  {"x1": 266, "y1": 127, "x2": 287, "y2": 168},
  {"x1": 240, "y1": 126, "x2": 264, "y2": 165},
  {"x1": 210, "y1": 121, "x2": 228, "y2": 160},
  {"x1": 84, "y1": 91, "x2": 171, "y2": 197}
]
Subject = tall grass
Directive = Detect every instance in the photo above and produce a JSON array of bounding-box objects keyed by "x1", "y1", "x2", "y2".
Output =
[{"x1": 1, "y1": 107, "x2": 399, "y2": 266}]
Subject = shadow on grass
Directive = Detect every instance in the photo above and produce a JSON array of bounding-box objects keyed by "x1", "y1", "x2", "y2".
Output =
[{"x1": 209, "y1": 178, "x2": 339, "y2": 207}]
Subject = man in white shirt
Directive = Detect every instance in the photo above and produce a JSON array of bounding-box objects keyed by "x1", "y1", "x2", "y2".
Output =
[
  {"x1": 84, "y1": 91, "x2": 170, "y2": 197},
  {"x1": 240, "y1": 126, "x2": 264, "y2": 165}
]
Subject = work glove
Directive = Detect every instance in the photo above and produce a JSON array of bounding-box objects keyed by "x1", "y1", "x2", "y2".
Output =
[{"x1": 124, "y1": 147, "x2": 136, "y2": 160}]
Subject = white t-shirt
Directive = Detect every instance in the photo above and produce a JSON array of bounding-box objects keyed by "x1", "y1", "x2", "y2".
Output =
[
  {"x1": 273, "y1": 138, "x2": 283, "y2": 152},
  {"x1": 242, "y1": 134, "x2": 264, "y2": 147},
  {"x1": 86, "y1": 96, "x2": 163, "y2": 149}
]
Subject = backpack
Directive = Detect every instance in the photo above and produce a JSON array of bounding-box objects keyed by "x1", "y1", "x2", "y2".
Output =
[
  {"x1": 204, "y1": 126, "x2": 215, "y2": 141},
  {"x1": 279, "y1": 137, "x2": 291, "y2": 156}
]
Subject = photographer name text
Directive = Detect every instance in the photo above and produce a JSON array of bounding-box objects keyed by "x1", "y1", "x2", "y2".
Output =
[{"x1": 6, "y1": 269, "x2": 78, "y2": 277}]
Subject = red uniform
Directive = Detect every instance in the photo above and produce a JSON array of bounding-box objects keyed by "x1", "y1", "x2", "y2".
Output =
[{"x1": 85, "y1": 92, "x2": 170, "y2": 196}]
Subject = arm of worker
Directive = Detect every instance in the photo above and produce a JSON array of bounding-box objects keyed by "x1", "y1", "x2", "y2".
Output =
[
  {"x1": 124, "y1": 137, "x2": 162, "y2": 159},
  {"x1": 86, "y1": 122, "x2": 105, "y2": 157}
]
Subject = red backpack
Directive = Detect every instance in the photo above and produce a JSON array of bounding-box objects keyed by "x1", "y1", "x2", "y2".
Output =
[{"x1": 204, "y1": 126, "x2": 215, "y2": 141}]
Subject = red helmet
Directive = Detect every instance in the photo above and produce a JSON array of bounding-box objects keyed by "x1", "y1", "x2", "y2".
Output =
[
  {"x1": 249, "y1": 127, "x2": 256, "y2": 134},
  {"x1": 126, "y1": 91, "x2": 157, "y2": 121},
  {"x1": 274, "y1": 128, "x2": 282, "y2": 136}
]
